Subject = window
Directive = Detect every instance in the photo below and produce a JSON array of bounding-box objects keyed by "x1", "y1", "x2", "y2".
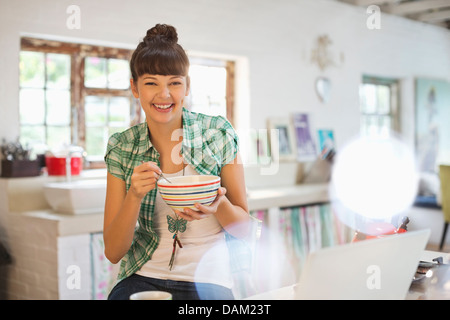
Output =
[
  {"x1": 359, "y1": 76, "x2": 400, "y2": 137},
  {"x1": 188, "y1": 57, "x2": 235, "y2": 123},
  {"x1": 19, "y1": 51, "x2": 71, "y2": 149},
  {"x1": 19, "y1": 38, "x2": 235, "y2": 166},
  {"x1": 20, "y1": 38, "x2": 136, "y2": 165},
  {"x1": 83, "y1": 57, "x2": 134, "y2": 159}
]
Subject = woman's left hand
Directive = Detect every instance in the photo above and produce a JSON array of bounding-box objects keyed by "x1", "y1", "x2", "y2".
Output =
[{"x1": 174, "y1": 187, "x2": 227, "y2": 221}]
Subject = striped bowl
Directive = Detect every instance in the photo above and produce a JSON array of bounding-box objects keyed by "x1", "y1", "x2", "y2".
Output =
[{"x1": 157, "y1": 175, "x2": 221, "y2": 211}]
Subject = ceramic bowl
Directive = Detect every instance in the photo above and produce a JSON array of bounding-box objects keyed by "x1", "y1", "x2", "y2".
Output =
[{"x1": 157, "y1": 175, "x2": 220, "y2": 211}]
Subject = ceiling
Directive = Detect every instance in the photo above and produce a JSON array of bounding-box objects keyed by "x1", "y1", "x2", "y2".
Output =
[{"x1": 338, "y1": 0, "x2": 450, "y2": 30}]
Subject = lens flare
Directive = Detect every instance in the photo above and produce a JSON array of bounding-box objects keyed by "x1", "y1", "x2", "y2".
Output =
[
  {"x1": 194, "y1": 221, "x2": 296, "y2": 299},
  {"x1": 330, "y1": 134, "x2": 418, "y2": 225}
]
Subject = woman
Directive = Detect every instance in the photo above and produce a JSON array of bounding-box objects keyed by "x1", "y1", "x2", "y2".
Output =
[{"x1": 103, "y1": 24, "x2": 249, "y2": 300}]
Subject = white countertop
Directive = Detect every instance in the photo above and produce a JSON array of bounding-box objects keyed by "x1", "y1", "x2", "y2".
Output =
[
  {"x1": 11, "y1": 182, "x2": 329, "y2": 237},
  {"x1": 13, "y1": 210, "x2": 104, "y2": 237}
]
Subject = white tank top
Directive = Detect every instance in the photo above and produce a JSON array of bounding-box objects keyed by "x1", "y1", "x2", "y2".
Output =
[{"x1": 136, "y1": 165, "x2": 233, "y2": 288}]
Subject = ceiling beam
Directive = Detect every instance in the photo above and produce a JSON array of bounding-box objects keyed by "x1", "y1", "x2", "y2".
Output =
[
  {"x1": 342, "y1": 0, "x2": 397, "y2": 6},
  {"x1": 338, "y1": 0, "x2": 450, "y2": 29},
  {"x1": 387, "y1": 0, "x2": 450, "y2": 15},
  {"x1": 417, "y1": 8, "x2": 450, "y2": 22}
]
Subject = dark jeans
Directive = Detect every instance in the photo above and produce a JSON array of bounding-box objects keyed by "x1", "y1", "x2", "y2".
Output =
[{"x1": 108, "y1": 274, "x2": 234, "y2": 300}]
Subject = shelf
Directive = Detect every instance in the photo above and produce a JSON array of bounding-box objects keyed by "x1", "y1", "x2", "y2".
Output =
[{"x1": 247, "y1": 182, "x2": 330, "y2": 211}]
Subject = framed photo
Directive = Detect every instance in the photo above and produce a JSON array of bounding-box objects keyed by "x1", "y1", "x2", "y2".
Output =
[
  {"x1": 248, "y1": 129, "x2": 271, "y2": 165},
  {"x1": 292, "y1": 113, "x2": 317, "y2": 162},
  {"x1": 317, "y1": 129, "x2": 335, "y2": 159},
  {"x1": 415, "y1": 78, "x2": 450, "y2": 172},
  {"x1": 267, "y1": 117, "x2": 297, "y2": 161}
]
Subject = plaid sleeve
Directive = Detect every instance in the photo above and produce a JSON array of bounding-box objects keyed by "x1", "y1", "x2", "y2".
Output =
[
  {"x1": 211, "y1": 115, "x2": 239, "y2": 166},
  {"x1": 104, "y1": 132, "x2": 125, "y2": 181}
]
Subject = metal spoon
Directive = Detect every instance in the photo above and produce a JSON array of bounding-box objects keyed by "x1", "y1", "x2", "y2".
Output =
[
  {"x1": 158, "y1": 172, "x2": 173, "y2": 184},
  {"x1": 141, "y1": 161, "x2": 172, "y2": 183}
]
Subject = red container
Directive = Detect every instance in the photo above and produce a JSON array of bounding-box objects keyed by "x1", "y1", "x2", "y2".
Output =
[{"x1": 45, "y1": 156, "x2": 82, "y2": 176}]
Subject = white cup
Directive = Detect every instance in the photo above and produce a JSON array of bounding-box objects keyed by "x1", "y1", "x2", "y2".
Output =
[{"x1": 129, "y1": 291, "x2": 172, "y2": 300}]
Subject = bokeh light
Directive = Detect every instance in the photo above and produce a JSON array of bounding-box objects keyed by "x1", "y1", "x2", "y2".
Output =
[{"x1": 330, "y1": 133, "x2": 419, "y2": 227}]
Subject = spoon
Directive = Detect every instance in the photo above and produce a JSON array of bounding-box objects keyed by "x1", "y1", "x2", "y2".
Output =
[
  {"x1": 141, "y1": 161, "x2": 172, "y2": 183},
  {"x1": 158, "y1": 172, "x2": 173, "y2": 184}
]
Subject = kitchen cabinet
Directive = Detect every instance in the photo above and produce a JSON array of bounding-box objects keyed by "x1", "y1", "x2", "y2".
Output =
[
  {"x1": 0, "y1": 209, "x2": 117, "y2": 299},
  {"x1": 0, "y1": 170, "x2": 116, "y2": 299}
]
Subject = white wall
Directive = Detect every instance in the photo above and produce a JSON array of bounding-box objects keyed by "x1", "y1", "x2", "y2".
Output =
[{"x1": 0, "y1": 0, "x2": 449, "y2": 154}]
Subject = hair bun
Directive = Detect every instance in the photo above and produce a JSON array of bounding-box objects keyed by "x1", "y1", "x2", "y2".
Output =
[{"x1": 144, "y1": 24, "x2": 178, "y2": 45}]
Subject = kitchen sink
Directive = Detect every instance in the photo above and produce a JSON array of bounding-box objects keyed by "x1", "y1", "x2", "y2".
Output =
[{"x1": 43, "y1": 179, "x2": 107, "y2": 214}]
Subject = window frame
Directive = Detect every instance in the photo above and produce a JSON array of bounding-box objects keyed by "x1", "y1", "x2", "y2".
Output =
[
  {"x1": 20, "y1": 37, "x2": 136, "y2": 167},
  {"x1": 19, "y1": 50, "x2": 72, "y2": 146},
  {"x1": 182, "y1": 55, "x2": 235, "y2": 125},
  {"x1": 360, "y1": 75, "x2": 400, "y2": 137}
]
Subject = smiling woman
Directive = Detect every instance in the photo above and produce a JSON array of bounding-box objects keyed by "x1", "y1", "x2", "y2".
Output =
[
  {"x1": 129, "y1": 24, "x2": 190, "y2": 130},
  {"x1": 103, "y1": 24, "x2": 249, "y2": 300}
]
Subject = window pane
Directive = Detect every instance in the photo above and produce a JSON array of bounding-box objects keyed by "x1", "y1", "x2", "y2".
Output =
[
  {"x1": 46, "y1": 53, "x2": 71, "y2": 89},
  {"x1": 46, "y1": 89, "x2": 71, "y2": 125},
  {"x1": 20, "y1": 88, "x2": 45, "y2": 124},
  {"x1": 379, "y1": 116, "x2": 391, "y2": 134},
  {"x1": 85, "y1": 126, "x2": 107, "y2": 157},
  {"x1": 85, "y1": 57, "x2": 107, "y2": 88},
  {"x1": 376, "y1": 85, "x2": 390, "y2": 114},
  {"x1": 360, "y1": 84, "x2": 377, "y2": 113},
  {"x1": 109, "y1": 96, "x2": 130, "y2": 126},
  {"x1": 108, "y1": 59, "x2": 130, "y2": 89},
  {"x1": 47, "y1": 126, "x2": 71, "y2": 150},
  {"x1": 189, "y1": 65, "x2": 227, "y2": 118},
  {"x1": 365, "y1": 115, "x2": 378, "y2": 136},
  {"x1": 85, "y1": 96, "x2": 107, "y2": 125},
  {"x1": 20, "y1": 125, "x2": 45, "y2": 146},
  {"x1": 20, "y1": 51, "x2": 45, "y2": 88}
]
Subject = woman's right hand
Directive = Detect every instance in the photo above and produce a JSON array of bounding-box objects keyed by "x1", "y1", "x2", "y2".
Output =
[{"x1": 129, "y1": 161, "x2": 162, "y2": 200}]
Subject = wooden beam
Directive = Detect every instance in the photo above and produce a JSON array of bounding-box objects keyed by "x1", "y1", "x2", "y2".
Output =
[
  {"x1": 387, "y1": 0, "x2": 450, "y2": 15},
  {"x1": 344, "y1": 0, "x2": 397, "y2": 6},
  {"x1": 417, "y1": 8, "x2": 450, "y2": 22}
]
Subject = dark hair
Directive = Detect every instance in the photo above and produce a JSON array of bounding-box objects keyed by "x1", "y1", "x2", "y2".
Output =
[{"x1": 130, "y1": 24, "x2": 190, "y2": 81}]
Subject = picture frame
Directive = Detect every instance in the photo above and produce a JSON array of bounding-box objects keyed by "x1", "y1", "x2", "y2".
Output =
[
  {"x1": 248, "y1": 128, "x2": 271, "y2": 165},
  {"x1": 415, "y1": 78, "x2": 450, "y2": 173},
  {"x1": 292, "y1": 113, "x2": 317, "y2": 162},
  {"x1": 317, "y1": 129, "x2": 335, "y2": 159},
  {"x1": 267, "y1": 117, "x2": 297, "y2": 161}
]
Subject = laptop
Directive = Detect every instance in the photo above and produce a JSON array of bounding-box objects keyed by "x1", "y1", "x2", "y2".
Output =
[{"x1": 294, "y1": 229, "x2": 430, "y2": 300}]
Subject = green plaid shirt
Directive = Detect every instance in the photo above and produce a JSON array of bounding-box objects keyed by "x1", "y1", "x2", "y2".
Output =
[{"x1": 104, "y1": 107, "x2": 239, "y2": 281}]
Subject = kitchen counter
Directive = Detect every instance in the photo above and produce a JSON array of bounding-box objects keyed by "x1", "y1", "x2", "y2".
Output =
[
  {"x1": 16, "y1": 210, "x2": 104, "y2": 237},
  {"x1": 2, "y1": 162, "x2": 324, "y2": 235},
  {"x1": 10, "y1": 182, "x2": 329, "y2": 237},
  {"x1": 0, "y1": 169, "x2": 107, "y2": 213}
]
